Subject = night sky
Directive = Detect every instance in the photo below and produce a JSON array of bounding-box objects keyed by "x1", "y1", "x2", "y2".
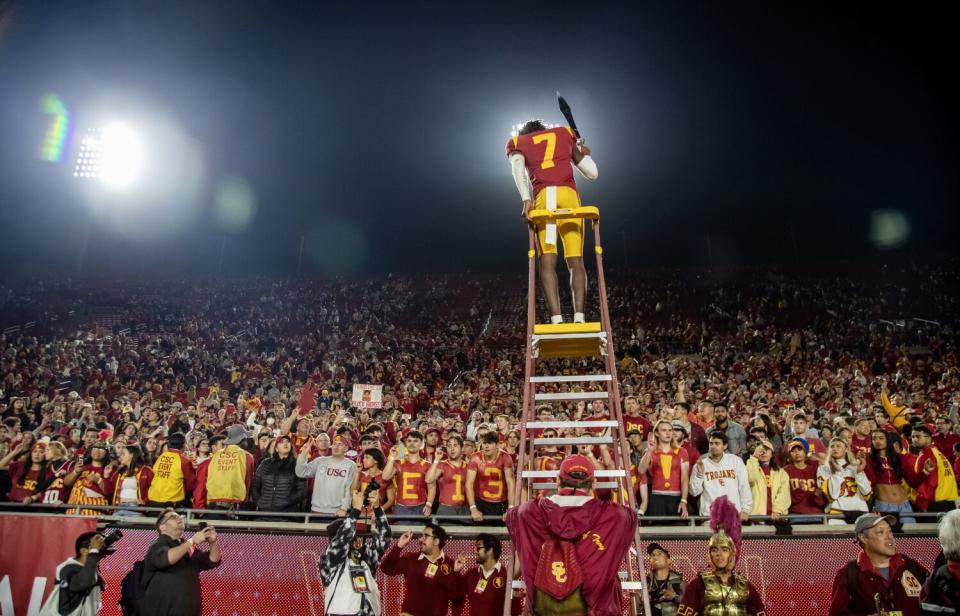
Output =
[{"x1": 0, "y1": 2, "x2": 956, "y2": 275}]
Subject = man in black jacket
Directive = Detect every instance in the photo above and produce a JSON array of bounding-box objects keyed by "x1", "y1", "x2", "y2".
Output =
[
  {"x1": 252, "y1": 435, "x2": 308, "y2": 512},
  {"x1": 46, "y1": 531, "x2": 106, "y2": 615},
  {"x1": 141, "y1": 508, "x2": 222, "y2": 616}
]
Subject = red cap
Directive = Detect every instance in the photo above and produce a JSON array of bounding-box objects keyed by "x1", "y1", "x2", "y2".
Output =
[{"x1": 558, "y1": 455, "x2": 594, "y2": 482}]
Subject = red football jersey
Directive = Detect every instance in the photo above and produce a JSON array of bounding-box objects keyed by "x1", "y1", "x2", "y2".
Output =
[
  {"x1": 469, "y1": 451, "x2": 513, "y2": 503},
  {"x1": 505, "y1": 126, "x2": 578, "y2": 196},
  {"x1": 437, "y1": 460, "x2": 467, "y2": 506},
  {"x1": 648, "y1": 446, "x2": 689, "y2": 493},
  {"x1": 394, "y1": 458, "x2": 430, "y2": 506}
]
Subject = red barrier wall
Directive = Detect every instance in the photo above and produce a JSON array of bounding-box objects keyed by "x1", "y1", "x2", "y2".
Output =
[{"x1": 0, "y1": 517, "x2": 943, "y2": 616}]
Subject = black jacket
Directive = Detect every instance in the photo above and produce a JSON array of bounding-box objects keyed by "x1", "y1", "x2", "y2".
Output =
[
  {"x1": 141, "y1": 534, "x2": 221, "y2": 616},
  {"x1": 252, "y1": 454, "x2": 308, "y2": 512},
  {"x1": 57, "y1": 552, "x2": 105, "y2": 615}
]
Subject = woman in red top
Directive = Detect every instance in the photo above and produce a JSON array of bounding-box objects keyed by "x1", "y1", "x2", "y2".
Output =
[
  {"x1": 2, "y1": 442, "x2": 48, "y2": 505},
  {"x1": 37, "y1": 441, "x2": 74, "y2": 506},
  {"x1": 864, "y1": 430, "x2": 916, "y2": 524},
  {"x1": 107, "y1": 444, "x2": 153, "y2": 516},
  {"x1": 65, "y1": 441, "x2": 114, "y2": 516}
]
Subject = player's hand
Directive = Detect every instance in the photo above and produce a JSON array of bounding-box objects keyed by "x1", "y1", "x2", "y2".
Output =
[
  {"x1": 522, "y1": 200, "x2": 535, "y2": 225},
  {"x1": 678, "y1": 501, "x2": 689, "y2": 519},
  {"x1": 471, "y1": 508, "x2": 483, "y2": 522},
  {"x1": 397, "y1": 530, "x2": 414, "y2": 549},
  {"x1": 454, "y1": 553, "x2": 469, "y2": 572},
  {"x1": 579, "y1": 145, "x2": 591, "y2": 156}
]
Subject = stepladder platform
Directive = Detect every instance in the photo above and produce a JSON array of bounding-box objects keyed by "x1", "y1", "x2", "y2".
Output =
[{"x1": 531, "y1": 321, "x2": 605, "y2": 359}]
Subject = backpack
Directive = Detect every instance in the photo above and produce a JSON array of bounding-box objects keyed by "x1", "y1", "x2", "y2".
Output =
[
  {"x1": 846, "y1": 556, "x2": 928, "y2": 606},
  {"x1": 119, "y1": 560, "x2": 149, "y2": 616},
  {"x1": 532, "y1": 539, "x2": 588, "y2": 616}
]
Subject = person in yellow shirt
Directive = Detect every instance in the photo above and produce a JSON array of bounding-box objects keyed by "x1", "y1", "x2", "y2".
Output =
[
  {"x1": 192, "y1": 425, "x2": 255, "y2": 514},
  {"x1": 147, "y1": 433, "x2": 196, "y2": 508}
]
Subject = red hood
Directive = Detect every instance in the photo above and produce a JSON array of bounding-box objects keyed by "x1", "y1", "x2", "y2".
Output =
[{"x1": 539, "y1": 497, "x2": 603, "y2": 540}]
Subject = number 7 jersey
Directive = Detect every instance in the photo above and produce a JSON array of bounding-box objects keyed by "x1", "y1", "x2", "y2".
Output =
[{"x1": 506, "y1": 126, "x2": 578, "y2": 197}]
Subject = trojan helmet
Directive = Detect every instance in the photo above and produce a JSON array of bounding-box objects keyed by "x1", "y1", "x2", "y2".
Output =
[{"x1": 707, "y1": 496, "x2": 742, "y2": 567}]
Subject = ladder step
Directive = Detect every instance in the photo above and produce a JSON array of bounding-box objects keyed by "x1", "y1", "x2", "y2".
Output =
[
  {"x1": 522, "y1": 469, "x2": 627, "y2": 479},
  {"x1": 531, "y1": 332, "x2": 607, "y2": 359},
  {"x1": 533, "y1": 436, "x2": 613, "y2": 446},
  {"x1": 532, "y1": 321, "x2": 602, "y2": 335},
  {"x1": 534, "y1": 391, "x2": 608, "y2": 401},
  {"x1": 525, "y1": 420, "x2": 618, "y2": 429},
  {"x1": 530, "y1": 374, "x2": 611, "y2": 383},
  {"x1": 532, "y1": 481, "x2": 621, "y2": 490}
]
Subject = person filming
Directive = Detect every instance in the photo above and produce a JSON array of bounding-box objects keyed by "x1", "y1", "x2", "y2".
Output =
[
  {"x1": 141, "y1": 508, "x2": 222, "y2": 616},
  {"x1": 40, "y1": 531, "x2": 107, "y2": 616},
  {"x1": 319, "y1": 485, "x2": 390, "y2": 616}
]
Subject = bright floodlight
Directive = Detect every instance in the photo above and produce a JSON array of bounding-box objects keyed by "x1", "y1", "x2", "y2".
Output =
[{"x1": 73, "y1": 123, "x2": 145, "y2": 189}]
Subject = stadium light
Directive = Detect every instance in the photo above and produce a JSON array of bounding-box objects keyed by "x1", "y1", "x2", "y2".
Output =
[{"x1": 73, "y1": 122, "x2": 145, "y2": 189}]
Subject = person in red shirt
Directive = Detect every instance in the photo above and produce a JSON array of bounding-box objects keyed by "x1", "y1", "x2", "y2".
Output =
[
  {"x1": 933, "y1": 416, "x2": 960, "y2": 464},
  {"x1": 1, "y1": 441, "x2": 47, "y2": 503},
  {"x1": 506, "y1": 119, "x2": 598, "y2": 324},
  {"x1": 622, "y1": 396, "x2": 653, "y2": 441},
  {"x1": 380, "y1": 523, "x2": 468, "y2": 616},
  {"x1": 467, "y1": 431, "x2": 515, "y2": 523},
  {"x1": 864, "y1": 430, "x2": 916, "y2": 524},
  {"x1": 426, "y1": 434, "x2": 469, "y2": 519},
  {"x1": 783, "y1": 438, "x2": 826, "y2": 521},
  {"x1": 351, "y1": 447, "x2": 395, "y2": 515},
  {"x1": 454, "y1": 534, "x2": 520, "y2": 616},
  {"x1": 850, "y1": 417, "x2": 873, "y2": 457},
  {"x1": 637, "y1": 420, "x2": 690, "y2": 520},
  {"x1": 506, "y1": 454, "x2": 638, "y2": 616},
  {"x1": 383, "y1": 430, "x2": 431, "y2": 520}
]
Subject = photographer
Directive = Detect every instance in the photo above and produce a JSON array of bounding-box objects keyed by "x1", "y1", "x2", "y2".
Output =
[
  {"x1": 319, "y1": 485, "x2": 390, "y2": 616},
  {"x1": 41, "y1": 531, "x2": 106, "y2": 616},
  {"x1": 141, "y1": 509, "x2": 221, "y2": 616}
]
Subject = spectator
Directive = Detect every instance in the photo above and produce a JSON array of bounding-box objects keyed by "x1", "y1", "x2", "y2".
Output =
[
  {"x1": 712, "y1": 402, "x2": 747, "y2": 457},
  {"x1": 426, "y1": 435, "x2": 469, "y2": 519},
  {"x1": 147, "y1": 433, "x2": 195, "y2": 508},
  {"x1": 690, "y1": 430, "x2": 752, "y2": 520},
  {"x1": 864, "y1": 429, "x2": 916, "y2": 524},
  {"x1": 381, "y1": 523, "x2": 468, "y2": 616},
  {"x1": 383, "y1": 430, "x2": 431, "y2": 519},
  {"x1": 828, "y1": 513, "x2": 928, "y2": 616},
  {"x1": 141, "y1": 509, "x2": 222, "y2": 616},
  {"x1": 783, "y1": 438, "x2": 827, "y2": 521},
  {"x1": 192, "y1": 426, "x2": 255, "y2": 514},
  {"x1": 251, "y1": 434, "x2": 307, "y2": 513},
  {"x1": 37, "y1": 441, "x2": 73, "y2": 506},
  {"x1": 934, "y1": 416, "x2": 960, "y2": 465},
  {"x1": 65, "y1": 440, "x2": 113, "y2": 516},
  {"x1": 908, "y1": 424, "x2": 958, "y2": 513},
  {"x1": 638, "y1": 420, "x2": 690, "y2": 520},
  {"x1": 921, "y1": 509, "x2": 960, "y2": 614},
  {"x1": 783, "y1": 412, "x2": 826, "y2": 460},
  {"x1": 352, "y1": 446, "x2": 393, "y2": 515},
  {"x1": 818, "y1": 437, "x2": 871, "y2": 523},
  {"x1": 466, "y1": 431, "x2": 515, "y2": 524},
  {"x1": 1, "y1": 441, "x2": 47, "y2": 505},
  {"x1": 849, "y1": 417, "x2": 872, "y2": 457},
  {"x1": 108, "y1": 444, "x2": 153, "y2": 516},
  {"x1": 296, "y1": 433, "x2": 355, "y2": 517},
  {"x1": 745, "y1": 439, "x2": 790, "y2": 522}
]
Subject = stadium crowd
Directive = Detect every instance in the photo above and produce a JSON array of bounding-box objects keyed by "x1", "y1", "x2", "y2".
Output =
[{"x1": 0, "y1": 259, "x2": 957, "y2": 528}]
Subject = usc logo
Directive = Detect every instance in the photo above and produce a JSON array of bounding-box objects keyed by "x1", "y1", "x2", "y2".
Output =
[
  {"x1": 493, "y1": 577, "x2": 504, "y2": 588},
  {"x1": 551, "y1": 562, "x2": 567, "y2": 583}
]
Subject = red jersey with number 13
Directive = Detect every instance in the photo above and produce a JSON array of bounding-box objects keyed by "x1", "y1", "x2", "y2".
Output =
[{"x1": 505, "y1": 126, "x2": 578, "y2": 196}]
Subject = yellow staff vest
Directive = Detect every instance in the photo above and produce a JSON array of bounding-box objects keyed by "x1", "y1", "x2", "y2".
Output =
[
  {"x1": 148, "y1": 451, "x2": 186, "y2": 503},
  {"x1": 206, "y1": 445, "x2": 248, "y2": 502}
]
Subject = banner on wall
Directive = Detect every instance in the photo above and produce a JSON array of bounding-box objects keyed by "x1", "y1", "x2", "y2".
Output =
[
  {"x1": 0, "y1": 516, "x2": 97, "y2": 616},
  {"x1": 0, "y1": 516, "x2": 943, "y2": 616}
]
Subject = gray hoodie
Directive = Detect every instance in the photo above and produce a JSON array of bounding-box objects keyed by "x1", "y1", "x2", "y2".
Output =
[{"x1": 295, "y1": 454, "x2": 356, "y2": 514}]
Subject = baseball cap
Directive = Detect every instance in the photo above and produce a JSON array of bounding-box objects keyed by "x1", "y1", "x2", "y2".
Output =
[
  {"x1": 786, "y1": 437, "x2": 809, "y2": 455},
  {"x1": 558, "y1": 454, "x2": 595, "y2": 482},
  {"x1": 646, "y1": 542, "x2": 670, "y2": 557},
  {"x1": 854, "y1": 513, "x2": 896, "y2": 536}
]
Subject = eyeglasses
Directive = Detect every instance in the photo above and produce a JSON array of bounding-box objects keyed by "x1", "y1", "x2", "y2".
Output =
[
  {"x1": 420, "y1": 533, "x2": 435, "y2": 540},
  {"x1": 160, "y1": 513, "x2": 183, "y2": 525}
]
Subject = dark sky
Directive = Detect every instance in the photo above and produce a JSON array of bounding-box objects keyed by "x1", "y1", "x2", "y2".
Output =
[{"x1": 0, "y1": 2, "x2": 957, "y2": 275}]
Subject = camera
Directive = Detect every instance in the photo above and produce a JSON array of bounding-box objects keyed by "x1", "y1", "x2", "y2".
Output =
[
  {"x1": 102, "y1": 528, "x2": 123, "y2": 555},
  {"x1": 362, "y1": 478, "x2": 380, "y2": 506}
]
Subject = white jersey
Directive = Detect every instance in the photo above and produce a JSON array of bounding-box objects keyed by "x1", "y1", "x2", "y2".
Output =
[{"x1": 689, "y1": 453, "x2": 752, "y2": 515}]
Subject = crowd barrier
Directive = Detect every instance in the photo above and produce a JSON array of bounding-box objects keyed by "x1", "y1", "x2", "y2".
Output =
[{"x1": 0, "y1": 514, "x2": 944, "y2": 616}]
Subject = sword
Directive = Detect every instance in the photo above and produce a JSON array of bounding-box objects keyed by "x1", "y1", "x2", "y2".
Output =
[{"x1": 557, "y1": 91, "x2": 584, "y2": 145}]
